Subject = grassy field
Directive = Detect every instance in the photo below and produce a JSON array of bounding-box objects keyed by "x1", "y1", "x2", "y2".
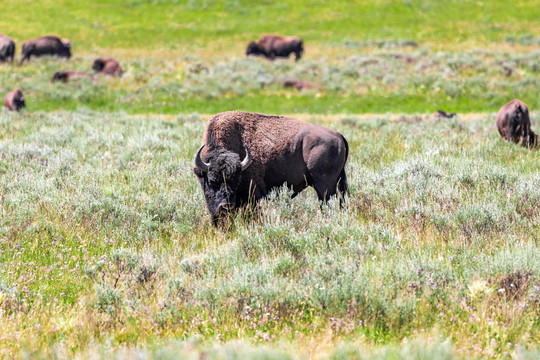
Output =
[
  {"x1": 1, "y1": 0, "x2": 540, "y2": 114},
  {"x1": 0, "y1": 111, "x2": 539, "y2": 358},
  {"x1": 1, "y1": 0, "x2": 540, "y2": 358}
]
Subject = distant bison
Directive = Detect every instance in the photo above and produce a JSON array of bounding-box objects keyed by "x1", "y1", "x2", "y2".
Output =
[
  {"x1": 20, "y1": 35, "x2": 72, "y2": 64},
  {"x1": 194, "y1": 111, "x2": 349, "y2": 224},
  {"x1": 0, "y1": 35, "x2": 15, "y2": 63},
  {"x1": 496, "y1": 99, "x2": 537, "y2": 148},
  {"x1": 92, "y1": 58, "x2": 123, "y2": 77},
  {"x1": 246, "y1": 35, "x2": 303, "y2": 61},
  {"x1": 283, "y1": 79, "x2": 316, "y2": 91},
  {"x1": 51, "y1": 70, "x2": 93, "y2": 83},
  {"x1": 4, "y1": 88, "x2": 25, "y2": 111},
  {"x1": 432, "y1": 110, "x2": 456, "y2": 119}
]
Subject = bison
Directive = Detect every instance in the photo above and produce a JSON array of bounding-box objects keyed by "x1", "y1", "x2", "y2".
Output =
[
  {"x1": 193, "y1": 111, "x2": 349, "y2": 224},
  {"x1": 496, "y1": 99, "x2": 537, "y2": 148},
  {"x1": 92, "y1": 58, "x2": 123, "y2": 77},
  {"x1": 3, "y1": 88, "x2": 25, "y2": 111},
  {"x1": 282, "y1": 79, "x2": 317, "y2": 91},
  {"x1": 246, "y1": 35, "x2": 303, "y2": 61},
  {"x1": 51, "y1": 70, "x2": 93, "y2": 83},
  {"x1": 0, "y1": 35, "x2": 15, "y2": 63},
  {"x1": 20, "y1": 35, "x2": 72, "y2": 64},
  {"x1": 432, "y1": 110, "x2": 456, "y2": 119}
]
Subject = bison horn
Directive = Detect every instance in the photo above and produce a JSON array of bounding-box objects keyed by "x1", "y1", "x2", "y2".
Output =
[
  {"x1": 240, "y1": 146, "x2": 252, "y2": 171},
  {"x1": 194, "y1": 145, "x2": 210, "y2": 172}
]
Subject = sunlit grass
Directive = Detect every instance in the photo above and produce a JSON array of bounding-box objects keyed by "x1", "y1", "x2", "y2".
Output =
[{"x1": 0, "y1": 111, "x2": 539, "y2": 358}]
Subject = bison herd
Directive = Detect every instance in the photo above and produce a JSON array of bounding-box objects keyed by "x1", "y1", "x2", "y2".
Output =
[
  {"x1": 1, "y1": 34, "x2": 124, "y2": 113},
  {"x1": 0, "y1": 32, "x2": 537, "y2": 225}
]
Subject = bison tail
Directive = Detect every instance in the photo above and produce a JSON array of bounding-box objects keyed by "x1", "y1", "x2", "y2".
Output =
[{"x1": 338, "y1": 135, "x2": 349, "y2": 198}]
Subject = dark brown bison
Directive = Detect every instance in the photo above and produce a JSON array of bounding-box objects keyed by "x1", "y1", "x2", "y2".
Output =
[
  {"x1": 432, "y1": 110, "x2": 456, "y2": 119},
  {"x1": 193, "y1": 111, "x2": 349, "y2": 224},
  {"x1": 246, "y1": 35, "x2": 303, "y2": 61},
  {"x1": 282, "y1": 79, "x2": 317, "y2": 91},
  {"x1": 0, "y1": 35, "x2": 15, "y2": 63},
  {"x1": 3, "y1": 88, "x2": 25, "y2": 111},
  {"x1": 92, "y1": 58, "x2": 123, "y2": 77},
  {"x1": 20, "y1": 35, "x2": 72, "y2": 64},
  {"x1": 51, "y1": 70, "x2": 93, "y2": 83},
  {"x1": 496, "y1": 99, "x2": 537, "y2": 148}
]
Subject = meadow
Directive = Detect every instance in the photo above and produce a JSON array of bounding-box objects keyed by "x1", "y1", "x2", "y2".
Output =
[{"x1": 1, "y1": 0, "x2": 540, "y2": 358}]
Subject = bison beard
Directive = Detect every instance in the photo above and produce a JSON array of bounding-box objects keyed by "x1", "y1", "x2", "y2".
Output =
[{"x1": 193, "y1": 111, "x2": 349, "y2": 225}]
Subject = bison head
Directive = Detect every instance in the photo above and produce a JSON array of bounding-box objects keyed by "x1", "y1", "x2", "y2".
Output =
[
  {"x1": 194, "y1": 145, "x2": 252, "y2": 224},
  {"x1": 51, "y1": 71, "x2": 68, "y2": 83},
  {"x1": 92, "y1": 58, "x2": 105, "y2": 72},
  {"x1": 246, "y1": 41, "x2": 261, "y2": 56},
  {"x1": 61, "y1": 39, "x2": 72, "y2": 58},
  {"x1": 13, "y1": 89, "x2": 25, "y2": 109}
]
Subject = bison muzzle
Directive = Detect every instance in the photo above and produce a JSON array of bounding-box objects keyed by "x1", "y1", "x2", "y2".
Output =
[{"x1": 193, "y1": 111, "x2": 349, "y2": 225}]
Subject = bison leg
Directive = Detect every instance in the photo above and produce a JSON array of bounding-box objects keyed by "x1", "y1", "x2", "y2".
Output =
[{"x1": 507, "y1": 121, "x2": 516, "y2": 143}]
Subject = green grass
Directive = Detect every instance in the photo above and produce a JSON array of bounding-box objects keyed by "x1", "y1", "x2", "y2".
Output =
[
  {"x1": 1, "y1": 0, "x2": 539, "y2": 54},
  {"x1": 1, "y1": 0, "x2": 540, "y2": 114},
  {"x1": 0, "y1": 110, "x2": 539, "y2": 358},
  {"x1": 1, "y1": 1, "x2": 540, "y2": 358}
]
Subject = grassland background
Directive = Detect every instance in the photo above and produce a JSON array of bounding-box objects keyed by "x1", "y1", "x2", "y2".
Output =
[
  {"x1": 2, "y1": 0, "x2": 540, "y2": 114},
  {"x1": 1, "y1": 0, "x2": 540, "y2": 359}
]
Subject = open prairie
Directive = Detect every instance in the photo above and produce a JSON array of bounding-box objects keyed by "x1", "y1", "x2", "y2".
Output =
[{"x1": 0, "y1": 0, "x2": 539, "y2": 359}]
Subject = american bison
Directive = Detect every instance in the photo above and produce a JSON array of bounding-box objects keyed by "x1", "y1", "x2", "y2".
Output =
[
  {"x1": 51, "y1": 70, "x2": 93, "y2": 83},
  {"x1": 282, "y1": 79, "x2": 317, "y2": 91},
  {"x1": 4, "y1": 89, "x2": 25, "y2": 111},
  {"x1": 193, "y1": 111, "x2": 349, "y2": 224},
  {"x1": 92, "y1": 58, "x2": 123, "y2": 77},
  {"x1": 246, "y1": 35, "x2": 303, "y2": 61},
  {"x1": 0, "y1": 35, "x2": 15, "y2": 63},
  {"x1": 20, "y1": 35, "x2": 72, "y2": 64},
  {"x1": 496, "y1": 99, "x2": 537, "y2": 148},
  {"x1": 432, "y1": 110, "x2": 456, "y2": 119}
]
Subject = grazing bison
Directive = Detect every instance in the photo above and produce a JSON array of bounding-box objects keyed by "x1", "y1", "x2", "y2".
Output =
[
  {"x1": 0, "y1": 35, "x2": 15, "y2": 63},
  {"x1": 496, "y1": 99, "x2": 537, "y2": 148},
  {"x1": 246, "y1": 35, "x2": 303, "y2": 61},
  {"x1": 51, "y1": 70, "x2": 93, "y2": 83},
  {"x1": 432, "y1": 110, "x2": 456, "y2": 119},
  {"x1": 3, "y1": 88, "x2": 25, "y2": 111},
  {"x1": 92, "y1": 58, "x2": 123, "y2": 77},
  {"x1": 193, "y1": 111, "x2": 349, "y2": 224},
  {"x1": 20, "y1": 35, "x2": 72, "y2": 64},
  {"x1": 282, "y1": 79, "x2": 317, "y2": 91}
]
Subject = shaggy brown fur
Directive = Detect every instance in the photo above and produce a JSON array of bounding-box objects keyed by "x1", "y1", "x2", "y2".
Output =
[
  {"x1": 246, "y1": 35, "x2": 303, "y2": 61},
  {"x1": 496, "y1": 99, "x2": 537, "y2": 148},
  {"x1": 51, "y1": 70, "x2": 93, "y2": 83},
  {"x1": 92, "y1": 58, "x2": 123, "y2": 77},
  {"x1": 4, "y1": 88, "x2": 25, "y2": 111},
  {"x1": 0, "y1": 34, "x2": 15, "y2": 63},
  {"x1": 195, "y1": 111, "x2": 349, "y2": 223},
  {"x1": 20, "y1": 35, "x2": 71, "y2": 64}
]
